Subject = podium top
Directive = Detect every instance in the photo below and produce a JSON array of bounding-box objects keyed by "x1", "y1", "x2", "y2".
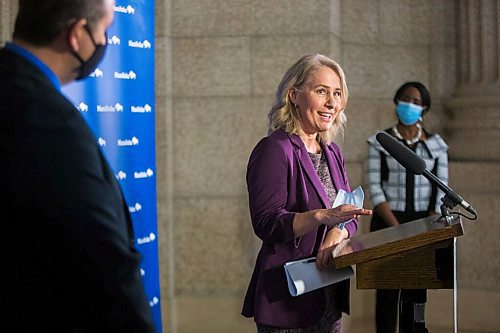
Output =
[{"x1": 332, "y1": 214, "x2": 463, "y2": 269}]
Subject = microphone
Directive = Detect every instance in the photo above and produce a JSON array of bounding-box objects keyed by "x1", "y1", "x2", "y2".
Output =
[{"x1": 376, "y1": 132, "x2": 477, "y2": 217}]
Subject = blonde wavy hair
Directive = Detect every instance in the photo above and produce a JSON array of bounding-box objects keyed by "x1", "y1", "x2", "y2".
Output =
[{"x1": 268, "y1": 54, "x2": 349, "y2": 144}]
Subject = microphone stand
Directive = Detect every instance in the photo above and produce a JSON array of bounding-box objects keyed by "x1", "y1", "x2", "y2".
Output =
[
  {"x1": 438, "y1": 195, "x2": 458, "y2": 225},
  {"x1": 437, "y1": 195, "x2": 460, "y2": 333}
]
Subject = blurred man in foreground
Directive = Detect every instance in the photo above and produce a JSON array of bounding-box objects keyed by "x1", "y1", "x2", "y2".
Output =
[{"x1": 0, "y1": 1, "x2": 156, "y2": 331}]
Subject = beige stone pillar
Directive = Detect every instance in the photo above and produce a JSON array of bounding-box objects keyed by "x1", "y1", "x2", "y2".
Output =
[
  {"x1": 431, "y1": 2, "x2": 500, "y2": 332},
  {"x1": 0, "y1": 0, "x2": 17, "y2": 44},
  {"x1": 446, "y1": 0, "x2": 500, "y2": 161}
]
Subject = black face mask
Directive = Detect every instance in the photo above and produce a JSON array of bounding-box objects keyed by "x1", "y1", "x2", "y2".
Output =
[{"x1": 72, "y1": 25, "x2": 108, "y2": 80}]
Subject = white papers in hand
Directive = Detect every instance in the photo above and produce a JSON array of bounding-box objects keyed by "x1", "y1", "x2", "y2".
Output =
[{"x1": 284, "y1": 257, "x2": 354, "y2": 297}]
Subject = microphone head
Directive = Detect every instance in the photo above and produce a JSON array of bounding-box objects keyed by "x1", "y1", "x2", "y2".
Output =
[{"x1": 375, "y1": 132, "x2": 426, "y2": 175}]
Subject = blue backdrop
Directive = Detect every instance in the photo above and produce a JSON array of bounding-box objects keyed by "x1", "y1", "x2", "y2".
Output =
[{"x1": 63, "y1": 1, "x2": 162, "y2": 331}]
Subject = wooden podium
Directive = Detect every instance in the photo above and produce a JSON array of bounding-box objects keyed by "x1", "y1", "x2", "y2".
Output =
[
  {"x1": 330, "y1": 215, "x2": 464, "y2": 332},
  {"x1": 331, "y1": 214, "x2": 463, "y2": 290}
]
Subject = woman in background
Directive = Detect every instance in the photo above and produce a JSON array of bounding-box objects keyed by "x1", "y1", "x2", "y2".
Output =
[{"x1": 365, "y1": 81, "x2": 449, "y2": 333}]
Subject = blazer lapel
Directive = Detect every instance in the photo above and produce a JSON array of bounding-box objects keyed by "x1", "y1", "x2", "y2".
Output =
[
  {"x1": 322, "y1": 143, "x2": 346, "y2": 193},
  {"x1": 288, "y1": 134, "x2": 330, "y2": 209}
]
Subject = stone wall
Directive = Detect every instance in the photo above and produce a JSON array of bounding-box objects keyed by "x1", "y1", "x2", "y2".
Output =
[{"x1": 0, "y1": 0, "x2": 17, "y2": 44}]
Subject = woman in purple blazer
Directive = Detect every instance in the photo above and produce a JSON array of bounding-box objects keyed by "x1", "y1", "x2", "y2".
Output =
[{"x1": 241, "y1": 54, "x2": 372, "y2": 332}]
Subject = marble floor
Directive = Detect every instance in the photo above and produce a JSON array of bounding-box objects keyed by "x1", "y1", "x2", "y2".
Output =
[{"x1": 343, "y1": 318, "x2": 485, "y2": 333}]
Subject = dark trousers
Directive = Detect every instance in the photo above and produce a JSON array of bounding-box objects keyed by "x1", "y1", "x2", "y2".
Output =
[
  {"x1": 371, "y1": 211, "x2": 430, "y2": 333},
  {"x1": 375, "y1": 289, "x2": 428, "y2": 333}
]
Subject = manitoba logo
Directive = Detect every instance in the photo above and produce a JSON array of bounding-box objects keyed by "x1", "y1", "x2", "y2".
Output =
[
  {"x1": 97, "y1": 103, "x2": 124, "y2": 113},
  {"x1": 134, "y1": 168, "x2": 154, "y2": 179},
  {"x1": 115, "y1": 170, "x2": 127, "y2": 180},
  {"x1": 76, "y1": 102, "x2": 89, "y2": 112},
  {"x1": 109, "y1": 35, "x2": 121, "y2": 45},
  {"x1": 128, "y1": 40, "x2": 152, "y2": 49},
  {"x1": 117, "y1": 136, "x2": 140, "y2": 147},
  {"x1": 149, "y1": 297, "x2": 159, "y2": 307},
  {"x1": 114, "y1": 70, "x2": 137, "y2": 80},
  {"x1": 131, "y1": 104, "x2": 152, "y2": 113},
  {"x1": 114, "y1": 5, "x2": 135, "y2": 14},
  {"x1": 89, "y1": 68, "x2": 104, "y2": 78},
  {"x1": 137, "y1": 232, "x2": 156, "y2": 245},
  {"x1": 129, "y1": 202, "x2": 142, "y2": 213},
  {"x1": 97, "y1": 137, "x2": 107, "y2": 147}
]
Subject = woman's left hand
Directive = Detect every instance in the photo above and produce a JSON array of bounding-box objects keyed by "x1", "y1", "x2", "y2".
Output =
[{"x1": 315, "y1": 227, "x2": 347, "y2": 269}]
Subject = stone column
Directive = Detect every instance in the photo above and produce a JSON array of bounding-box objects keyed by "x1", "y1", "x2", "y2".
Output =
[
  {"x1": 445, "y1": 0, "x2": 500, "y2": 161},
  {"x1": 433, "y1": 2, "x2": 500, "y2": 331},
  {"x1": 0, "y1": 0, "x2": 17, "y2": 44}
]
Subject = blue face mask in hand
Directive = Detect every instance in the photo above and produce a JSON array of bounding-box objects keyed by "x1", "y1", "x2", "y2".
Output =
[
  {"x1": 396, "y1": 101, "x2": 423, "y2": 125},
  {"x1": 331, "y1": 186, "x2": 365, "y2": 230},
  {"x1": 332, "y1": 186, "x2": 364, "y2": 209}
]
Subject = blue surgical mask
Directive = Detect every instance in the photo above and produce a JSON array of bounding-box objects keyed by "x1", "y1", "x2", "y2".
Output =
[
  {"x1": 332, "y1": 186, "x2": 364, "y2": 209},
  {"x1": 331, "y1": 186, "x2": 365, "y2": 229},
  {"x1": 396, "y1": 101, "x2": 423, "y2": 125}
]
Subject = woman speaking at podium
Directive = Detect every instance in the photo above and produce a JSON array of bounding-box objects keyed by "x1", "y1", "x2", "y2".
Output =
[{"x1": 242, "y1": 54, "x2": 371, "y2": 333}]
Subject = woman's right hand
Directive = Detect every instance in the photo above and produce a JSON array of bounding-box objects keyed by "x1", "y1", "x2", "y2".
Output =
[
  {"x1": 317, "y1": 204, "x2": 372, "y2": 227},
  {"x1": 293, "y1": 204, "x2": 372, "y2": 238}
]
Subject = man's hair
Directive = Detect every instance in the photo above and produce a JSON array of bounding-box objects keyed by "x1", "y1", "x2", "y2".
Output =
[
  {"x1": 268, "y1": 54, "x2": 349, "y2": 144},
  {"x1": 13, "y1": 0, "x2": 106, "y2": 46}
]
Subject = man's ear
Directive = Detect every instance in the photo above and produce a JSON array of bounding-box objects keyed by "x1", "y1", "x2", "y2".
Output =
[{"x1": 67, "y1": 18, "x2": 87, "y2": 53}]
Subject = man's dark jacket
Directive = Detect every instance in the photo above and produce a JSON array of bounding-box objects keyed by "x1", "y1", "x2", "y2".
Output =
[{"x1": 0, "y1": 47, "x2": 156, "y2": 332}]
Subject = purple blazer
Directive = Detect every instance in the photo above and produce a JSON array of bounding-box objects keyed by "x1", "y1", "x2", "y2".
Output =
[{"x1": 241, "y1": 129, "x2": 358, "y2": 328}]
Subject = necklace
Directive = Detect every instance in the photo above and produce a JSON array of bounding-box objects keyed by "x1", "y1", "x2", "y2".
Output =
[{"x1": 391, "y1": 123, "x2": 422, "y2": 146}]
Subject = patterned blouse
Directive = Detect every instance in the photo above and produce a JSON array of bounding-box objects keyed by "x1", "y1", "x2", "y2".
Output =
[
  {"x1": 308, "y1": 151, "x2": 337, "y2": 207},
  {"x1": 365, "y1": 128, "x2": 449, "y2": 213}
]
